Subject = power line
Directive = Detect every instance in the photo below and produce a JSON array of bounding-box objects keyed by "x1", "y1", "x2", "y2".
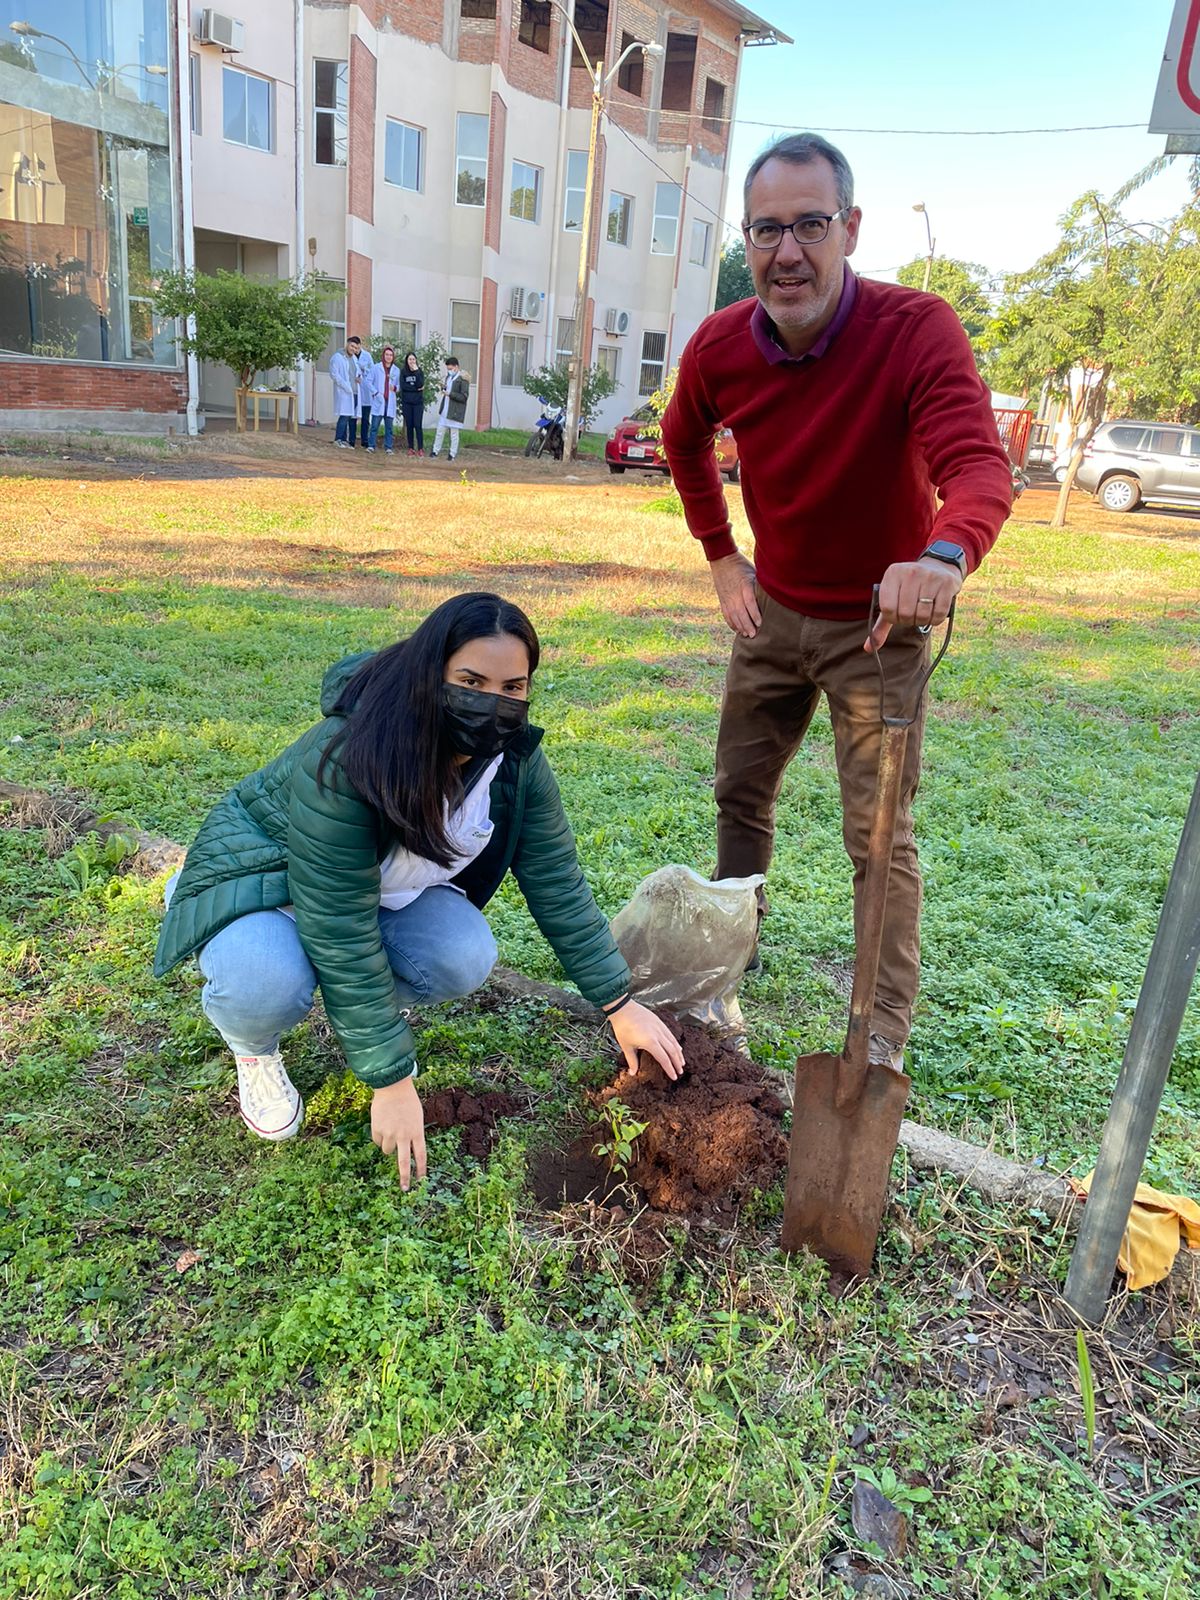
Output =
[
  {"x1": 607, "y1": 116, "x2": 739, "y2": 237},
  {"x1": 657, "y1": 111, "x2": 1146, "y2": 137}
]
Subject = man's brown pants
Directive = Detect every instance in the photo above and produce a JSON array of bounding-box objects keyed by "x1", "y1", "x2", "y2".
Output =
[{"x1": 715, "y1": 588, "x2": 929, "y2": 1044}]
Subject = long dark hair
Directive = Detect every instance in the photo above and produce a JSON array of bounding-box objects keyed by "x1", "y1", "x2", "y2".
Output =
[{"x1": 320, "y1": 593, "x2": 540, "y2": 867}]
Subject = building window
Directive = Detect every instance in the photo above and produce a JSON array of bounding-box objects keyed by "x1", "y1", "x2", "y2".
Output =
[
  {"x1": 607, "y1": 191, "x2": 633, "y2": 247},
  {"x1": 461, "y1": 0, "x2": 496, "y2": 15},
  {"x1": 0, "y1": 0, "x2": 180, "y2": 367},
  {"x1": 518, "y1": 1, "x2": 551, "y2": 52},
  {"x1": 456, "y1": 112, "x2": 488, "y2": 206},
  {"x1": 189, "y1": 53, "x2": 201, "y2": 134},
  {"x1": 314, "y1": 60, "x2": 348, "y2": 166},
  {"x1": 501, "y1": 333, "x2": 531, "y2": 386},
  {"x1": 651, "y1": 182, "x2": 681, "y2": 255},
  {"x1": 385, "y1": 120, "x2": 423, "y2": 191},
  {"x1": 661, "y1": 32, "x2": 696, "y2": 115},
  {"x1": 689, "y1": 219, "x2": 712, "y2": 267},
  {"x1": 555, "y1": 317, "x2": 575, "y2": 365},
  {"x1": 638, "y1": 330, "x2": 666, "y2": 395},
  {"x1": 382, "y1": 317, "x2": 420, "y2": 351},
  {"x1": 702, "y1": 77, "x2": 726, "y2": 135},
  {"x1": 318, "y1": 279, "x2": 347, "y2": 372},
  {"x1": 223, "y1": 66, "x2": 272, "y2": 152},
  {"x1": 597, "y1": 345, "x2": 619, "y2": 382},
  {"x1": 510, "y1": 160, "x2": 542, "y2": 223},
  {"x1": 563, "y1": 150, "x2": 587, "y2": 231},
  {"x1": 450, "y1": 299, "x2": 481, "y2": 376},
  {"x1": 617, "y1": 32, "x2": 644, "y2": 96}
]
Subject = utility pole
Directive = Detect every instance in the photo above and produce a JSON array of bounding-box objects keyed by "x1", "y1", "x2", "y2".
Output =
[
  {"x1": 550, "y1": 2, "x2": 661, "y2": 460},
  {"x1": 912, "y1": 201, "x2": 935, "y2": 293}
]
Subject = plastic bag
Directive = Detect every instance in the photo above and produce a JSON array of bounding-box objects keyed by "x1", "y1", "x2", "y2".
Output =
[{"x1": 610, "y1": 865, "x2": 764, "y2": 1036}]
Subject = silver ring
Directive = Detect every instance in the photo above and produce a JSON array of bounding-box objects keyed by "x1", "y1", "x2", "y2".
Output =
[{"x1": 918, "y1": 595, "x2": 935, "y2": 605}]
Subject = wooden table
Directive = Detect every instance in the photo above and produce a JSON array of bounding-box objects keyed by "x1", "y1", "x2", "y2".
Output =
[{"x1": 235, "y1": 388, "x2": 298, "y2": 433}]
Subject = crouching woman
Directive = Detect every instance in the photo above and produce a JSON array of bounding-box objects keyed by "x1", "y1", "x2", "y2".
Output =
[{"x1": 154, "y1": 592, "x2": 682, "y2": 1186}]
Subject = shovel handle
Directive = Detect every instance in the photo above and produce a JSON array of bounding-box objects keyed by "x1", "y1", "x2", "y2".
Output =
[{"x1": 869, "y1": 587, "x2": 956, "y2": 728}]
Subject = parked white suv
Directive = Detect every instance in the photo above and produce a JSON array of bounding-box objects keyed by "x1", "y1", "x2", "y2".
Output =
[{"x1": 1066, "y1": 420, "x2": 1200, "y2": 513}]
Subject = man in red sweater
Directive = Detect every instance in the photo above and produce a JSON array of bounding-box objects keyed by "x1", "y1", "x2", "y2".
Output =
[{"x1": 662, "y1": 133, "x2": 1013, "y2": 1069}]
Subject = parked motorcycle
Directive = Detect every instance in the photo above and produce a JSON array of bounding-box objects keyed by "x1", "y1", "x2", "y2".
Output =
[{"x1": 524, "y1": 398, "x2": 566, "y2": 461}]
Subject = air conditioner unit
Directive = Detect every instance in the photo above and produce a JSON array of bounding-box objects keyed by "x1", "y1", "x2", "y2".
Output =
[
  {"x1": 509, "y1": 287, "x2": 543, "y2": 322},
  {"x1": 197, "y1": 10, "x2": 244, "y2": 50},
  {"x1": 605, "y1": 308, "x2": 632, "y2": 336}
]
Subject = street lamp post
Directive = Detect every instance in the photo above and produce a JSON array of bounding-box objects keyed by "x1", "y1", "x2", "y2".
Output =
[
  {"x1": 912, "y1": 201, "x2": 935, "y2": 293},
  {"x1": 549, "y1": 2, "x2": 661, "y2": 460}
]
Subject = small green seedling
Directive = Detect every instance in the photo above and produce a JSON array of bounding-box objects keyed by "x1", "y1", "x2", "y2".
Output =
[{"x1": 593, "y1": 1098, "x2": 648, "y2": 1181}]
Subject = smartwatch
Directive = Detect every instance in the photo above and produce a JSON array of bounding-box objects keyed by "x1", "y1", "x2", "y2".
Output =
[{"x1": 920, "y1": 539, "x2": 968, "y2": 577}]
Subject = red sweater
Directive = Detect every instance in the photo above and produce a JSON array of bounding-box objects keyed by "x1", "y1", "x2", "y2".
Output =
[{"x1": 661, "y1": 277, "x2": 1013, "y2": 619}]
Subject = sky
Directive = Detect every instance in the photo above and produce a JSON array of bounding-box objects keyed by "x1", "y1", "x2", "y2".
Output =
[{"x1": 722, "y1": 0, "x2": 1194, "y2": 284}]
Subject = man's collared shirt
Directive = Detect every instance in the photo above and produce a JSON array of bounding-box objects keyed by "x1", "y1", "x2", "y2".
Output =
[{"x1": 750, "y1": 265, "x2": 860, "y2": 367}]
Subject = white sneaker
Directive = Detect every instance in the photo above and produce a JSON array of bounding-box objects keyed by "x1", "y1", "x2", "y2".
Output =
[{"x1": 235, "y1": 1053, "x2": 303, "y2": 1140}]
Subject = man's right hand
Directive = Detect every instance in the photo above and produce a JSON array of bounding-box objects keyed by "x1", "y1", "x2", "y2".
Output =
[{"x1": 710, "y1": 551, "x2": 762, "y2": 638}]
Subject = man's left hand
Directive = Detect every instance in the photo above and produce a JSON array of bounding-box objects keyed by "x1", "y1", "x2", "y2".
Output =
[{"x1": 866, "y1": 558, "x2": 963, "y2": 653}]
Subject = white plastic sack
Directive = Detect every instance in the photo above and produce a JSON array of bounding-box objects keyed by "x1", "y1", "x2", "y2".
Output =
[{"x1": 610, "y1": 865, "x2": 764, "y2": 1036}]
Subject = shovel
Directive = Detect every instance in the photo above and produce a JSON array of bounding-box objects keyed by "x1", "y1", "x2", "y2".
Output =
[{"x1": 781, "y1": 593, "x2": 955, "y2": 1277}]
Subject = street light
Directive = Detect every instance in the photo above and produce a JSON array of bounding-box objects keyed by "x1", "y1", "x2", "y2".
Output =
[
  {"x1": 912, "y1": 201, "x2": 935, "y2": 294},
  {"x1": 549, "y1": 1, "x2": 663, "y2": 459}
]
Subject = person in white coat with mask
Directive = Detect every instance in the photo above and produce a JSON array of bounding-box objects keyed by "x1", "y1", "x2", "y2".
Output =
[{"x1": 330, "y1": 336, "x2": 361, "y2": 448}]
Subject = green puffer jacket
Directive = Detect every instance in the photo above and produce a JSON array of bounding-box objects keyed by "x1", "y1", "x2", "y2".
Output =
[{"x1": 154, "y1": 653, "x2": 630, "y2": 1087}]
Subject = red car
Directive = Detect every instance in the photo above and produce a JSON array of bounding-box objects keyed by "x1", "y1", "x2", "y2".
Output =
[{"x1": 605, "y1": 405, "x2": 740, "y2": 482}]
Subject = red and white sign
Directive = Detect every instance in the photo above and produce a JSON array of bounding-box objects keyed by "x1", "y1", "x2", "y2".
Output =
[{"x1": 1149, "y1": 0, "x2": 1200, "y2": 132}]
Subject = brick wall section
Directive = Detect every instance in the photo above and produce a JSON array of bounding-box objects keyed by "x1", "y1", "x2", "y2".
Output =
[
  {"x1": 504, "y1": 0, "x2": 562, "y2": 101},
  {"x1": 601, "y1": 0, "x2": 660, "y2": 134},
  {"x1": 376, "y1": 0, "x2": 443, "y2": 47},
  {"x1": 657, "y1": 0, "x2": 737, "y2": 160},
  {"x1": 349, "y1": 34, "x2": 377, "y2": 224},
  {"x1": 347, "y1": 250, "x2": 373, "y2": 340},
  {"x1": 0, "y1": 361, "x2": 186, "y2": 413},
  {"x1": 477, "y1": 276, "x2": 498, "y2": 429},
  {"x1": 484, "y1": 91, "x2": 508, "y2": 254},
  {"x1": 459, "y1": 11, "x2": 498, "y2": 64}
]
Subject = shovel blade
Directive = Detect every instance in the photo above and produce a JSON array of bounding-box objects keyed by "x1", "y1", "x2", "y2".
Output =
[{"x1": 780, "y1": 1050, "x2": 911, "y2": 1277}]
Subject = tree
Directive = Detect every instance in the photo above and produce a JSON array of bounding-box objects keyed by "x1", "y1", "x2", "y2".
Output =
[
  {"x1": 715, "y1": 238, "x2": 754, "y2": 309},
  {"x1": 896, "y1": 256, "x2": 992, "y2": 347},
  {"x1": 153, "y1": 269, "x2": 329, "y2": 390},
  {"x1": 521, "y1": 361, "x2": 618, "y2": 432}
]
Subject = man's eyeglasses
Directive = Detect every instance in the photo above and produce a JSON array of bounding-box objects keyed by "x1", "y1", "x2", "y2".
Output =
[{"x1": 743, "y1": 210, "x2": 849, "y2": 249}]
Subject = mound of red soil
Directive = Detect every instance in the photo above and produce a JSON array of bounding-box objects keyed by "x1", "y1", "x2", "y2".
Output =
[
  {"x1": 530, "y1": 1017, "x2": 788, "y2": 1217},
  {"x1": 422, "y1": 1087, "x2": 522, "y2": 1159}
]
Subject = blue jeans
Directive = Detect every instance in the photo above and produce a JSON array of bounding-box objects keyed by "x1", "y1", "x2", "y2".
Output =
[
  {"x1": 168, "y1": 881, "x2": 497, "y2": 1057},
  {"x1": 368, "y1": 414, "x2": 394, "y2": 451},
  {"x1": 335, "y1": 414, "x2": 355, "y2": 444}
]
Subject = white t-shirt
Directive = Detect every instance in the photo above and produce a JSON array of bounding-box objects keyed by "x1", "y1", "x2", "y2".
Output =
[
  {"x1": 377, "y1": 754, "x2": 501, "y2": 909},
  {"x1": 281, "y1": 755, "x2": 502, "y2": 919}
]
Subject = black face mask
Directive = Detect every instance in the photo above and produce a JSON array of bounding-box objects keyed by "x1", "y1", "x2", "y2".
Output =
[{"x1": 441, "y1": 683, "x2": 529, "y2": 759}]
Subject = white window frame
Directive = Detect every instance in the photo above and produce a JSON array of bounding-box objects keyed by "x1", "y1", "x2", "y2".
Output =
[
  {"x1": 222, "y1": 65, "x2": 273, "y2": 153},
  {"x1": 638, "y1": 330, "x2": 666, "y2": 396},
  {"x1": 689, "y1": 219, "x2": 711, "y2": 267},
  {"x1": 313, "y1": 59, "x2": 348, "y2": 167},
  {"x1": 651, "y1": 182, "x2": 681, "y2": 256},
  {"x1": 455, "y1": 111, "x2": 489, "y2": 207},
  {"x1": 317, "y1": 278, "x2": 346, "y2": 374},
  {"x1": 563, "y1": 149, "x2": 587, "y2": 231},
  {"x1": 597, "y1": 345, "x2": 619, "y2": 383},
  {"x1": 555, "y1": 316, "x2": 575, "y2": 365},
  {"x1": 381, "y1": 317, "x2": 420, "y2": 352},
  {"x1": 607, "y1": 191, "x2": 633, "y2": 248},
  {"x1": 449, "y1": 299, "x2": 481, "y2": 376},
  {"x1": 384, "y1": 119, "x2": 424, "y2": 192},
  {"x1": 510, "y1": 159, "x2": 542, "y2": 223},
  {"x1": 501, "y1": 333, "x2": 532, "y2": 387}
]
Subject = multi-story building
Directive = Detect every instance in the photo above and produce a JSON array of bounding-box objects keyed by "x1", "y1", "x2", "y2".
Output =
[{"x1": 0, "y1": 0, "x2": 786, "y2": 435}]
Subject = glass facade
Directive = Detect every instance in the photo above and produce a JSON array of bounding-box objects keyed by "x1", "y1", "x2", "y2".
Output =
[{"x1": 0, "y1": 0, "x2": 178, "y2": 365}]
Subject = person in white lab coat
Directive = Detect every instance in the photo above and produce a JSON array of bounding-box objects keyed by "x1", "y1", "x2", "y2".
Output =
[
  {"x1": 330, "y1": 336, "x2": 362, "y2": 448},
  {"x1": 366, "y1": 346, "x2": 401, "y2": 454},
  {"x1": 355, "y1": 338, "x2": 374, "y2": 448}
]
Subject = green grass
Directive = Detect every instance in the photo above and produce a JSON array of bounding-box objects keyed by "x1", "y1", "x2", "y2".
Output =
[
  {"x1": 1, "y1": 464, "x2": 1198, "y2": 1597},
  {"x1": 461, "y1": 425, "x2": 606, "y2": 458}
]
